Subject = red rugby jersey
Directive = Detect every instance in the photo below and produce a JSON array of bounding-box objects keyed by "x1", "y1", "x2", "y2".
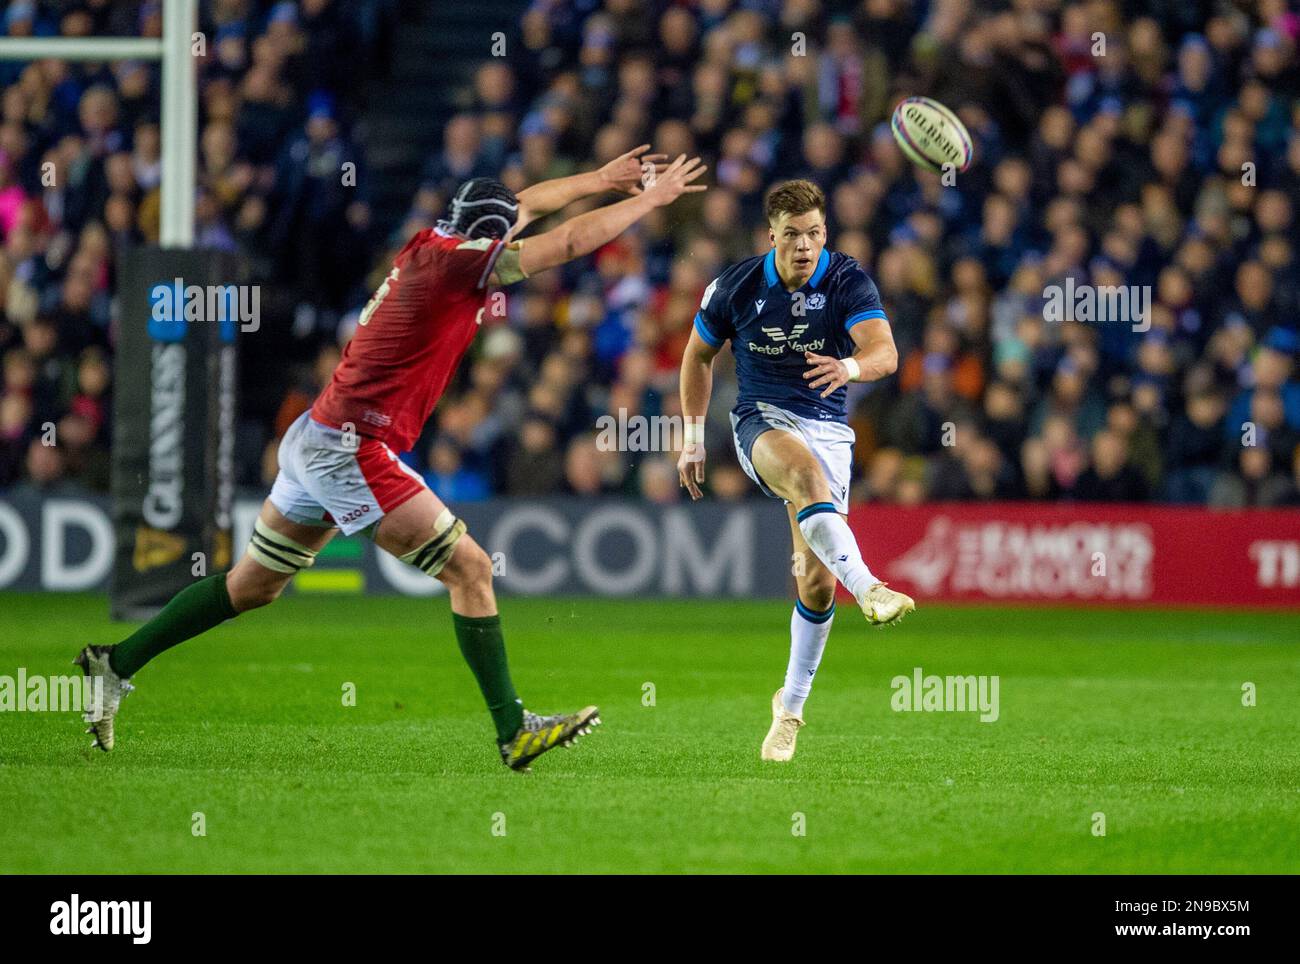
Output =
[{"x1": 313, "y1": 228, "x2": 510, "y2": 453}]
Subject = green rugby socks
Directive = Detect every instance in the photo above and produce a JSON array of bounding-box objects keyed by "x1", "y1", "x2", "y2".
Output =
[
  {"x1": 107, "y1": 576, "x2": 528, "y2": 744},
  {"x1": 452, "y1": 613, "x2": 524, "y2": 742},
  {"x1": 109, "y1": 573, "x2": 239, "y2": 677}
]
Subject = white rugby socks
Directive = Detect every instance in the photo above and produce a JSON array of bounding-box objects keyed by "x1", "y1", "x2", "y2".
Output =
[
  {"x1": 795, "y1": 502, "x2": 880, "y2": 601},
  {"x1": 783, "y1": 600, "x2": 834, "y2": 716}
]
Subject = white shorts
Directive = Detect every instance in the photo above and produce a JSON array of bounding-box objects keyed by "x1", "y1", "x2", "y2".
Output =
[
  {"x1": 730, "y1": 401, "x2": 855, "y2": 514},
  {"x1": 268, "y1": 410, "x2": 430, "y2": 536}
]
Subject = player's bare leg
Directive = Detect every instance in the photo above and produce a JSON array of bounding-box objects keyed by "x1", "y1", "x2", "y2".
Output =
[
  {"x1": 750, "y1": 429, "x2": 914, "y2": 626},
  {"x1": 373, "y1": 489, "x2": 599, "y2": 770},
  {"x1": 762, "y1": 507, "x2": 839, "y2": 761},
  {"x1": 75, "y1": 502, "x2": 335, "y2": 751},
  {"x1": 227, "y1": 503, "x2": 337, "y2": 610}
]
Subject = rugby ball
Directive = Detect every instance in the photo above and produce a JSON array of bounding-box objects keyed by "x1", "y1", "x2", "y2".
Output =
[{"x1": 890, "y1": 97, "x2": 973, "y2": 174}]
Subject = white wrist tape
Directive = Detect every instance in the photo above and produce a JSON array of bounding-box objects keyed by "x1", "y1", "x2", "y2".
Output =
[
  {"x1": 841, "y1": 357, "x2": 862, "y2": 382},
  {"x1": 684, "y1": 420, "x2": 705, "y2": 445}
]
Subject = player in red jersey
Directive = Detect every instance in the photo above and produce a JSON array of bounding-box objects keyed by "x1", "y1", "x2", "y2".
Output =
[{"x1": 76, "y1": 149, "x2": 707, "y2": 770}]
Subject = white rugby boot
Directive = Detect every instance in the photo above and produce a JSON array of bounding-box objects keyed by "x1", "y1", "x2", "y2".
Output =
[
  {"x1": 858, "y1": 582, "x2": 916, "y2": 627},
  {"x1": 73, "y1": 645, "x2": 134, "y2": 752},
  {"x1": 761, "y1": 688, "x2": 805, "y2": 762}
]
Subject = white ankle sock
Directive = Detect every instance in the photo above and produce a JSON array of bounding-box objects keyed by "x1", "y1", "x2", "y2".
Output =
[
  {"x1": 796, "y1": 503, "x2": 879, "y2": 600},
  {"x1": 783, "y1": 600, "x2": 834, "y2": 716}
]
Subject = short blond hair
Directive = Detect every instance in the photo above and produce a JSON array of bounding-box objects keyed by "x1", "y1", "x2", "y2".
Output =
[{"x1": 764, "y1": 180, "x2": 826, "y2": 225}]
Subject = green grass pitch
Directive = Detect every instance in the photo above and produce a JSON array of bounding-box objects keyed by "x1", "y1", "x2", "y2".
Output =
[{"x1": 1, "y1": 593, "x2": 1297, "y2": 874}]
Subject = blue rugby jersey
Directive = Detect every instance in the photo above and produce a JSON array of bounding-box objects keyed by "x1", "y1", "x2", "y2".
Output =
[{"x1": 693, "y1": 248, "x2": 888, "y2": 421}]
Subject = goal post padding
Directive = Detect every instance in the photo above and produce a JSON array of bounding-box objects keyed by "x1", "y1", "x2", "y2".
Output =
[{"x1": 110, "y1": 247, "x2": 245, "y2": 620}]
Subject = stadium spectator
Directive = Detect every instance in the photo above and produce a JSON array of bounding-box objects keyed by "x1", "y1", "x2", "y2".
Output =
[
  {"x1": 1073, "y1": 429, "x2": 1150, "y2": 502},
  {"x1": 638, "y1": 455, "x2": 680, "y2": 505},
  {"x1": 1163, "y1": 388, "x2": 1227, "y2": 503},
  {"x1": 1210, "y1": 446, "x2": 1292, "y2": 508},
  {"x1": 505, "y1": 414, "x2": 565, "y2": 497},
  {"x1": 268, "y1": 91, "x2": 370, "y2": 311},
  {"x1": 423, "y1": 437, "x2": 490, "y2": 504}
]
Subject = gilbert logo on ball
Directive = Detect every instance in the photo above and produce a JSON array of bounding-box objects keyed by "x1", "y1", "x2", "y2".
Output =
[{"x1": 890, "y1": 97, "x2": 973, "y2": 174}]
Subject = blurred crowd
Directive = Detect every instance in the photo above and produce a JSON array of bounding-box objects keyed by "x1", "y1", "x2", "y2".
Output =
[
  {"x1": 3, "y1": 0, "x2": 1300, "y2": 510},
  {"x1": 0, "y1": 0, "x2": 395, "y2": 493},
  {"x1": 384, "y1": 0, "x2": 1300, "y2": 508}
]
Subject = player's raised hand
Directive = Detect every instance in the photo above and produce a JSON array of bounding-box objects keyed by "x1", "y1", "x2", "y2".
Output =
[
  {"x1": 598, "y1": 144, "x2": 670, "y2": 195},
  {"x1": 642, "y1": 154, "x2": 708, "y2": 208},
  {"x1": 804, "y1": 351, "x2": 853, "y2": 398},
  {"x1": 677, "y1": 441, "x2": 706, "y2": 500}
]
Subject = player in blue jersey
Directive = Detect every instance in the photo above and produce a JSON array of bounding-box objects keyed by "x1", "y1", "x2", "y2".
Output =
[{"x1": 676, "y1": 179, "x2": 915, "y2": 762}]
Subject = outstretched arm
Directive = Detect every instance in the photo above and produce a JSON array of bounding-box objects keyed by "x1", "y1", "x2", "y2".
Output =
[
  {"x1": 512, "y1": 144, "x2": 667, "y2": 236},
  {"x1": 506, "y1": 154, "x2": 706, "y2": 279}
]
